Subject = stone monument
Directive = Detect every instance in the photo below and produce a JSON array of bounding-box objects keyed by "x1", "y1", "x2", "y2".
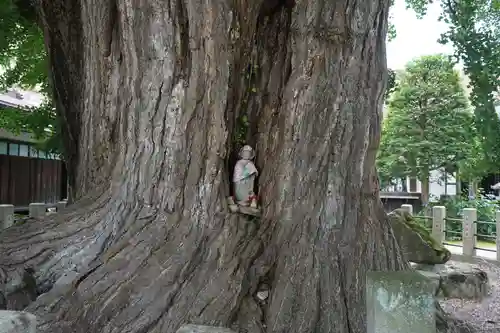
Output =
[{"x1": 366, "y1": 271, "x2": 436, "y2": 333}]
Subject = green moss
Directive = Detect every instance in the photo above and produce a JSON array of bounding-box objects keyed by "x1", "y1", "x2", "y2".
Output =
[{"x1": 391, "y1": 209, "x2": 451, "y2": 260}]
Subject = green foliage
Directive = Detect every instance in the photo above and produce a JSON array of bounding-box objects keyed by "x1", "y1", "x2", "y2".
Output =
[
  {"x1": 388, "y1": 0, "x2": 397, "y2": 41},
  {"x1": 0, "y1": 102, "x2": 62, "y2": 156},
  {"x1": 0, "y1": 0, "x2": 62, "y2": 156},
  {"x1": 235, "y1": 114, "x2": 249, "y2": 148},
  {"x1": 385, "y1": 69, "x2": 397, "y2": 101},
  {"x1": 0, "y1": 0, "x2": 47, "y2": 92},
  {"x1": 437, "y1": 193, "x2": 499, "y2": 241},
  {"x1": 455, "y1": 134, "x2": 490, "y2": 181},
  {"x1": 406, "y1": 0, "x2": 500, "y2": 171},
  {"x1": 378, "y1": 55, "x2": 478, "y2": 188}
]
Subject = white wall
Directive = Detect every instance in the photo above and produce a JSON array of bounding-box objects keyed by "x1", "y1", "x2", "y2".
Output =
[
  {"x1": 410, "y1": 169, "x2": 456, "y2": 199},
  {"x1": 0, "y1": 88, "x2": 44, "y2": 108}
]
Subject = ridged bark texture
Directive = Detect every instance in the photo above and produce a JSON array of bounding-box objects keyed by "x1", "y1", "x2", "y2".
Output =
[{"x1": 0, "y1": 0, "x2": 474, "y2": 332}]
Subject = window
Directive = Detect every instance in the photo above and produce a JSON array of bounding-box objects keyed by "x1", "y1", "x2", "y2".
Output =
[
  {"x1": 19, "y1": 144, "x2": 29, "y2": 157},
  {"x1": 38, "y1": 150, "x2": 46, "y2": 159},
  {"x1": 8, "y1": 143, "x2": 19, "y2": 156},
  {"x1": 0, "y1": 142, "x2": 7, "y2": 155},
  {"x1": 29, "y1": 146, "x2": 38, "y2": 158},
  {"x1": 409, "y1": 178, "x2": 417, "y2": 192}
]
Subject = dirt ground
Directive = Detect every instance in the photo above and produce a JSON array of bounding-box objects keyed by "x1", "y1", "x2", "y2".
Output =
[{"x1": 440, "y1": 259, "x2": 500, "y2": 333}]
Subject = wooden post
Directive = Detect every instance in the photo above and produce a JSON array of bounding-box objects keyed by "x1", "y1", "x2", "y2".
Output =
[
  {"x1": 432, "y1": 206, "x2": 446, "y2": 245},
  {"x1": 401, "y1": 204, "x2": 413, "y2": 215},
  {"x1": 462, "y1": 208, "x2": 477, "y2": 257}
]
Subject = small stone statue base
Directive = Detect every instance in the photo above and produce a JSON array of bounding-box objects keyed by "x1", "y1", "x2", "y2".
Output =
[{"x1": 227, "y1": 197, "x2": 261, "y2": 217}]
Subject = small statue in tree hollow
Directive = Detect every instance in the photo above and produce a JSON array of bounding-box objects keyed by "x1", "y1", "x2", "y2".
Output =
[
  {"x1": 233, "y1": 145, "x2": 258, "y2": 207},
  {"x1": 228, "y1": 145, "x2": 260, "y2": 216}
]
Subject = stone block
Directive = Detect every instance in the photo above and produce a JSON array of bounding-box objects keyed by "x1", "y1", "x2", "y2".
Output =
[
  {"x1": 401, "y1": 204, "x2": 413, "y2": 215},
  {"x1": 0, "y1": 205, "x2": 14, "y2": 229},
  {"x1": 366, "y1": 271, "x2": 435, "y2": 333},
  {"x1": 55, "y1": 201, "x2": 67, "y2": 212},
  {"x1": 0, "y1": 310, "x2": 36, "y2": 333},
  {"x1": 415, "y1": 270, "x2": 441, "y2": 296},
  {"x1": 389, "y1": 209, "x2": 450, "y2": 264},
  {"x1": 28, "y1": 203, "x2": 46, "y2": 219},
  {"x1": 176, "y1": 325, "x2": 236, "y2": 333},
  {"x1": 416, "y1": 260, "x2": 489, "y2": 300}
]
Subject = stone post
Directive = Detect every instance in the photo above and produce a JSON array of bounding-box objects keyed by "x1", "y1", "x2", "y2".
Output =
[
  {"x1": 56, "y1": 201, "x2": 67, "y2": 212},
  {"x1": 401, "y1": 204, "x2": 413, "y2": 215},
  {"x1": 496, "y1": 211, "x2": 500, "y2": 261},
  {"x1": 29, "y1": 203, "x2": 46, "y2": 219},
  {"x1": 0, "y1": 204, "x2": 14, "y2": 230},
  {"x1": 432, "y1": 206, "x2": 446, "y2": 245},
  {"x1": 462, "y1": 208, "x2": 477, "y2": 257}
]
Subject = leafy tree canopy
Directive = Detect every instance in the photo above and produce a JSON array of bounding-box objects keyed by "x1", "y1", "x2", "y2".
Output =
[
  {"x1": 378, "y1": 54, "x2": 478, "y2": 188},
  {"x1": 0, "y1": 0, "x2": 61, "y2": 155},
  {"x1": 405, "y1": 0, "x2": 500, "y2": 171}
]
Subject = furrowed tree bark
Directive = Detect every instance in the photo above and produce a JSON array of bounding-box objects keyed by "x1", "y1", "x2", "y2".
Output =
[{"x1": 0, "y1": 0, "x2": 475, "y2": 332}]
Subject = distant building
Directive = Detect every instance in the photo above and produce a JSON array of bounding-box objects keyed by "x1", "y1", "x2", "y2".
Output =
[
  {"x1": 382, "y1": 169, "x2": 457, "y2": 198},
  {"x1": 0, "y1": 88, "x2": 67, "y2": 210},
  {"x1": 408, "y1": 170, "x2": 457, "y2": 199}
]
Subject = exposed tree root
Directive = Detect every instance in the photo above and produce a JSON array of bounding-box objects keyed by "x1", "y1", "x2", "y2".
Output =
[
  {"x1": 20, "y1": 210, "x2": 270, "y2": 333},
  {"x1": 0, "y1": 201, "x2": 475, "y2": 333},
  {"x1": 0, "y1": 198, "x2": 477, "y2": 333}
]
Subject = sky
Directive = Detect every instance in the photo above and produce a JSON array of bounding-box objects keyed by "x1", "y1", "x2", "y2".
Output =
[{"x1": 387, "y1": 0, "x2": 455, "y2": 70}]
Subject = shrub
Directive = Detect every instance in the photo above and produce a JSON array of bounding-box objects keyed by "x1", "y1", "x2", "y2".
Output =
[{"x1": 437, "y1": 193, "x2": 498, "y2": 242}]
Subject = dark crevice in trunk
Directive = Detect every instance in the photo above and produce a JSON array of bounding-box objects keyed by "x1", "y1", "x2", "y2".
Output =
[
  {"x1": 225, "y1": 4, "x2": 292, "y2": 200},
  {"x1": 176, "y1": 0, "x2": 191, "y2": 80},
  {"x1": 104, "y1": 0, "x2": 118, "y2": 57}
]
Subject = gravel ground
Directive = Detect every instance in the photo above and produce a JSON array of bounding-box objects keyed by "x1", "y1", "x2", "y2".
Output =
[{"x1": 440, "y1": 259, "x2": 500, "y2": 333}]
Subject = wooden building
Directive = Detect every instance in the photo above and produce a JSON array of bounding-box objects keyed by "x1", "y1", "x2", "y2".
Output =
[{"x1": 0, "y1": 89, "x2": 67, "y2": 211}]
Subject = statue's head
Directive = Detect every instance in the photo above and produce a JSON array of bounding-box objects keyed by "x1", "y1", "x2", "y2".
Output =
[{"x1": 239, "y1": 145, "x2": 255, "y2": 160}]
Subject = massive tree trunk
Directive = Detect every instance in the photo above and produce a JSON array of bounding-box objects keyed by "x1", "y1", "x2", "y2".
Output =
[{"x1": 0, "y1": 0, "x2": 473, "y2": 332}]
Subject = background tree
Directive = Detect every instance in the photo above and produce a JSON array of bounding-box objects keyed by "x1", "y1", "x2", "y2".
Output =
[
  {"x1": 378, "y1": 54, "x2": 476, "y2": 206},
  {"x1": 455, "y1": 134, "x2": 489, "y2": 196},
  {"x1": 385, "y1": 68, "x2": 397, "y2": 101},
  {"x1": 0, "y1": 2, "x2": 474, "y2": 333},
  {"x1": 407, "y1": 0, "x2": 500, "y2": 171},
  {"x1": 0, "y1": 0, "x2": 61, "y2": 156}
]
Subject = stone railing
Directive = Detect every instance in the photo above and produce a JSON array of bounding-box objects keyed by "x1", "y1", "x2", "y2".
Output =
[
  {"x1": 0, "y1": 201, "x2": 67, "y2": 230},
  {"x1": 399, "y1": 204, "x2": 500, "y2": 262}
]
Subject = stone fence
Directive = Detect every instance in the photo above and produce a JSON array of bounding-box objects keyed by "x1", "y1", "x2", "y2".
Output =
[
  {"x1": 0, "y1": 201, "x2": 67, "y2": 230},
  {"x1": 399, "y1": 204, "x2": 500, "y2": 261}
]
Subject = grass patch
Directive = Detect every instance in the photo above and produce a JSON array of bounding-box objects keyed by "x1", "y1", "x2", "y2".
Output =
[{"x1": 446, "y1": 240, "x2": 496, "y2": 249}]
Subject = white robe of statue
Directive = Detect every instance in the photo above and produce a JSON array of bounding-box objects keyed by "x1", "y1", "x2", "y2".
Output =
[{"x1": 233, "y1": 146, "x2": 258, "y2": 206}]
